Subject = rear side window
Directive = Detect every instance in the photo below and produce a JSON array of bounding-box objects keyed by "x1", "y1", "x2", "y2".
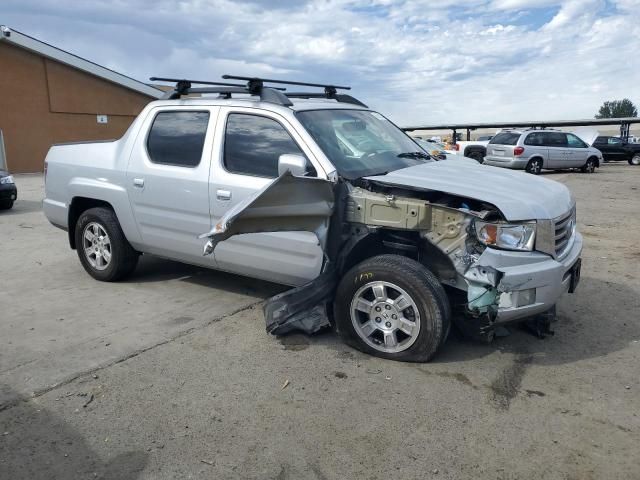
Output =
[
  {"x1": 489, "y1": 132, "x2": 520, "y2": 145},
  {"x1": 524, "y1": 132, "x2": 545, "y2": 146},
  {"x1": 147, "y1": 111, "x2": 210, "y2": 167},
  {"x1": 542, "y1": 132, "x2": 568, "y2": 147},
  {"x1": 594, "y1": 136, "x2": 607, "y2": 144},
  {"x1": 224, "y1": 113, "x2": 306, "y2": 178}
]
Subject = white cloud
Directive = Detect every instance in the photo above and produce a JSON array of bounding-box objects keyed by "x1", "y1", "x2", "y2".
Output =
[{"x1": 1, "y1": 0, "x2": 639, "y2": 126}]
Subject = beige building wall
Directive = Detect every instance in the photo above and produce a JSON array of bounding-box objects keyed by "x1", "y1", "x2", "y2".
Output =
[{"x1": 0, "y1": 42, "x2": 154, "y2": 173}]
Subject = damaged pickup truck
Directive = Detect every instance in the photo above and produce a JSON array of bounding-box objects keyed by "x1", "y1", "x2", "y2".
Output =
[{"x1": 43, "y1": 76, "x2": 582, "y2": 362}]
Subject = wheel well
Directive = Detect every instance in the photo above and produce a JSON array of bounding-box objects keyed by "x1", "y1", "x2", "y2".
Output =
[
  {"x1": 463, "y1": 146, "x2": 486, "y2": 158},
  {"x1": 68, "y1": 197, "x2": 114, "y2": 249},
  {"x1": 528, "y1": 156, "x2": 543, "y2": 164},
  {"x1": 339, "y1": 230, "x2": 456, "y2": 283},
  {"x1": 588, "y1": 155, "x2": 599, "y2": 167}
]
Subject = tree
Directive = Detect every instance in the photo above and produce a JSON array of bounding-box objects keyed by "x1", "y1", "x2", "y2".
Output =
[{"x1": 595, "y1": 99, "x2": 638, "y2": 119}]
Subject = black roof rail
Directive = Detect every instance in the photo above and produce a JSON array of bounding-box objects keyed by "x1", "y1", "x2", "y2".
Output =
[
  {"x1": 285, "y1": 92, "x2": 368, "y2": 108},
  {"x1": 150, "y1": 75, "x2": 365, "y2": 107}
]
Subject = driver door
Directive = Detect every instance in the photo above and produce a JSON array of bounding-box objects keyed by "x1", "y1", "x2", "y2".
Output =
[
  {"x1": 565, "y1": 133, "x2": 589, "y2": 167},
  {"x1": 208, "y1": 108, "x2": 328, "y2": 286}
]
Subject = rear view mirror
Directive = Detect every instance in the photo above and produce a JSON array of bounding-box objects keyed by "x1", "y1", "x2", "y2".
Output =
[
  {"x1": 278, "y1": 154, "x2": 309, "y2": 177},
  {"x1": 341, "y1": 120, "x2": 366, "y2": 132}
]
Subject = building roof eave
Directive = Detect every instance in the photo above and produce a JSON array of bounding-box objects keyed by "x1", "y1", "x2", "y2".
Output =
[{"x1": 0, "y1": 25, "x2": 163, "y2": 99}]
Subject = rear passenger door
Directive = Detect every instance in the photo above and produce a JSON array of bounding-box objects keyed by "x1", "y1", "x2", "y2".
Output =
[
  {"x1": 209, "y1": 107, "x2": 327, "y2": 286},
  {"x1": 126, "y1": 107, "x2": 218, "y2": 266},
  {"x1": 542, "y1": 132, "x2": 568, "y2": 168},
  {"x1": 565, "y1": 133, "x2": 589, "y2": 167}
]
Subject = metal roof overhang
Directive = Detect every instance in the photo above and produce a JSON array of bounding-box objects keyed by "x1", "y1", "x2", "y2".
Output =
[
  {"x1": 402, "y1": 117, "x2": 640, "y2": 131},
  {"x1": 0, "y1": 25, "x2": 162, "y2": 98}
]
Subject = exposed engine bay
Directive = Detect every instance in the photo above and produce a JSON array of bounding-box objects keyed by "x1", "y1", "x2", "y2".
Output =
[{"x1": 200, "y1": 171, "x2": 535, "y2": 339}]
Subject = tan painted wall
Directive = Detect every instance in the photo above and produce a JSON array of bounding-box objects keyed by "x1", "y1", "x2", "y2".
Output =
[{"x1": 0, "y1": 42, "x2": 154, "y2": 173}]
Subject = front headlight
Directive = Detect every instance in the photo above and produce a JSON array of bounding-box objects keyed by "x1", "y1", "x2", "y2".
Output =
[
  {"x1": 0, "y1": 175, "x2": 14, "y2": 185},
  {"x1": 474, "y1": 220, "x2": 536, "y2": 251}
]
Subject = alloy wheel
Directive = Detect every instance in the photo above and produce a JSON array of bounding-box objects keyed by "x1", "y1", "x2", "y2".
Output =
[
  {"x1": 82, "y1": 222, "x2": 112, "y2": 271},
  {"x1": 350, "y1": 281, "x2": 421, "y2": 353}
]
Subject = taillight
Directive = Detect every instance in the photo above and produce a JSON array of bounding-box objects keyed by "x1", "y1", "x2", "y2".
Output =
[
  {"x1": 514, "y1": 146, "x2": 525, "y2": 156},
  {"x1": 44, "y1": 161, "x2": 48, "y2": 184},
  {"x1": 453, "y1": 144, "x2": 460, "y2": 151}
]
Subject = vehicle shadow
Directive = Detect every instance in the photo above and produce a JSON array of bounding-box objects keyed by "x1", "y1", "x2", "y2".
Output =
[
  {"x1": 0, "y1": 387, "x2": 148, "y2": 480},
  {"x1": 0, "y1": 199, "x2": 42, "y2": 216},
  {"x1": 277, "y1": 276, "x2": 637, "y2": 368},
  {"x1": 432, "y1": 275, "x2": 639, "y2": 366},
  {"x1": 123, "y1": 255, "x2": 286, "y2": 298},
  {"x1": 121, "y1": 257, "x2": 637, "y2": 368}
]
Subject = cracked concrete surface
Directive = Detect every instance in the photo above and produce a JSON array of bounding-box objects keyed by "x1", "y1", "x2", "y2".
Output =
[{"x1": 1, "y1": 166, "x2": 639, "y2": 479}]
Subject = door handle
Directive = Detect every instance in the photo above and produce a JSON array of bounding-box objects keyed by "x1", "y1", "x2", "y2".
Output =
[
  {"x1": 133, "y1": 178, "x2": 145, "y2": 188},
  {"x1": 216, "y1": 189, "x2": 232, "y2": 200}
]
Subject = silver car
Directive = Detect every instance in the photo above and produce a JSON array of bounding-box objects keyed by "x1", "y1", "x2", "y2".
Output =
[
  {"x1": 42, "y1": 76, "x2": 583, "y2": 362},
  {"x1": 484, "y1": 129, "x2": 603, "y2": 174}
]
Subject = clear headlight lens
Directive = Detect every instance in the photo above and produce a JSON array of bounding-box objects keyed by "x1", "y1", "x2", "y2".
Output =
[
  {"x1": 0, "y1": 175, "x2": 14, "y2": 185},
  {"x1": 474, "y1": 220, "x2": 536, "y2": 251}
]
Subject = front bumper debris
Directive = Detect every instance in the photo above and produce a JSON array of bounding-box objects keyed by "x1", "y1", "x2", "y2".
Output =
[{"x1": 465, "y1": 232, "x2": 583, "y2": 325}]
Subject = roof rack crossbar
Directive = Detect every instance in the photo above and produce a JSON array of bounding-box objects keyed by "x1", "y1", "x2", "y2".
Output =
[
  {"x1": 221, "y1": 74, "x2": 351, "y2": 90},
  {"x1": 150, "y1": 75, "x2": 359, "y2": 108},
  {"x1": 151, "y1": 77, "x2": 288, "y2": 100},
  {"x1": 150, "y1": 77, "x2": 287, "y2": 91}
]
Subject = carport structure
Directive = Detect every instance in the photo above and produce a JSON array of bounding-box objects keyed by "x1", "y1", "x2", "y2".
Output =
[{"x1": 404, "y1": 117, "x2": 640, "y2": 142}]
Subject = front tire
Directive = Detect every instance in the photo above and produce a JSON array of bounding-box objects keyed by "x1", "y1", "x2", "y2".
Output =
[
  {"x1": 630, "y1": 154, "x2": 640, "y2": 166},
  {"x1": 525, "y1": 158, "x2": 543, "y2": 174},
  {"x1": 0, "y1": 200, "x2": 14, "y2": 210},
  {"x1": 334, "y1": 255, "x2": 451, "y2": 362},
  {"x1": 581, "y1": 157, "x2": 597, "y2": 173},
  {"x1": 74, "y1": 207, "x2": 139, "y2": 282}
]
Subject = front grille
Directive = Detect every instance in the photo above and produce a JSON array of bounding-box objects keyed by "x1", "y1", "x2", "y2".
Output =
[{"x1": 554, "y1": 208, "x2": 576, "y2": 257}]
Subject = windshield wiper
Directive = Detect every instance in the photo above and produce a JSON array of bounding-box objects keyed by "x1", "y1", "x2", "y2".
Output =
[{"x1": 397, "y1": 151, "x2": 431, "y2": 160}]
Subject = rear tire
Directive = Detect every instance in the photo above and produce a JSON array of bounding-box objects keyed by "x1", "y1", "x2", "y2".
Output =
[
  {"x1": 0, "y1": 200, "x2": 14, "y2": 210},
  {"x1": 467, "y1": 150, "x2": 485, "y2": 163},
  {"x1": 630, "y1": 154, "x2": 640, "y2": 166},
  {"x1": 525, "y1": 158, "x2": 543, "y2": 174},
  {"x1": 74, "y1": 207, "x2": 139, "y2": 282},
  {"x1": 581, "y1": 157, "x2": 597, "y2": 173},
  {"x1": 334, "y1": 254, "x2": 451, "y2": 362}
]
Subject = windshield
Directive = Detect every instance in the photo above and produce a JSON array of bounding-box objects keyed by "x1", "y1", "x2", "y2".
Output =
[{"x1": 296, "y1": 109, "x2": 432, "y2": 179}]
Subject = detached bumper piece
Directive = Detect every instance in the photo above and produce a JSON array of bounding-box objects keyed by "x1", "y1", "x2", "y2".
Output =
[{"x1": 264, "y1": 268, "x2": 338, "y2": 336}]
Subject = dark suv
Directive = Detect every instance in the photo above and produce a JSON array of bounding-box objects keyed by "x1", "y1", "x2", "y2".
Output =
[
  {"x1": 592, "y1": 136, "x2": 640, "y2": 165},
  {"x1": 0, "y1": 169, "x2": 17, "y2": 210}
]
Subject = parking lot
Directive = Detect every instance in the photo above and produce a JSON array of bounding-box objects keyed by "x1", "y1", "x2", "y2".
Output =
[{"x1": 1, "y1": 165, "x2": 639, "y2": 479}]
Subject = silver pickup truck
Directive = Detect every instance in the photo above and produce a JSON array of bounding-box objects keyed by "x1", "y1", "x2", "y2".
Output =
[{"x1": 43, "y1": 76, "x2": 582, "y2": 362}]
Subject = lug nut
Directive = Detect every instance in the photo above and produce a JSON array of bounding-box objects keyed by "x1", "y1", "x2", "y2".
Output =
[
  {"x1": 392, "y1": 314, "x2": 397, "y2": 319},
  {"x1": 385, "y1": 321, "x2": 392, "y2": 328},
  {"x1": 375, "y1": 306, "x2": 381, "y2": 312},
  {"x1": 375, "y1": 317, "x2": 382, "y2": 323},
  {"x1": 385, "y1": 305, "x2": 391, "y2": 310}
]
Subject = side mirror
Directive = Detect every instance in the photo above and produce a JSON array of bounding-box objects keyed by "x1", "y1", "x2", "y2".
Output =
[{"x1": 278, "y1": 154, "x2": 309, "y2": 177}]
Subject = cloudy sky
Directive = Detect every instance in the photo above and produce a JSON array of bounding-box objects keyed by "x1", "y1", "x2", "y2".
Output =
[{"x1": 2, "y1": 0, "x2": 639, "y2": 126}]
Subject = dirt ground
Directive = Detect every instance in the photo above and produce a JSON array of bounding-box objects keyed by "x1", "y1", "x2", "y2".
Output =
[{"x1": 1, "y1": 164, "x2": 639, "y2": 480}]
